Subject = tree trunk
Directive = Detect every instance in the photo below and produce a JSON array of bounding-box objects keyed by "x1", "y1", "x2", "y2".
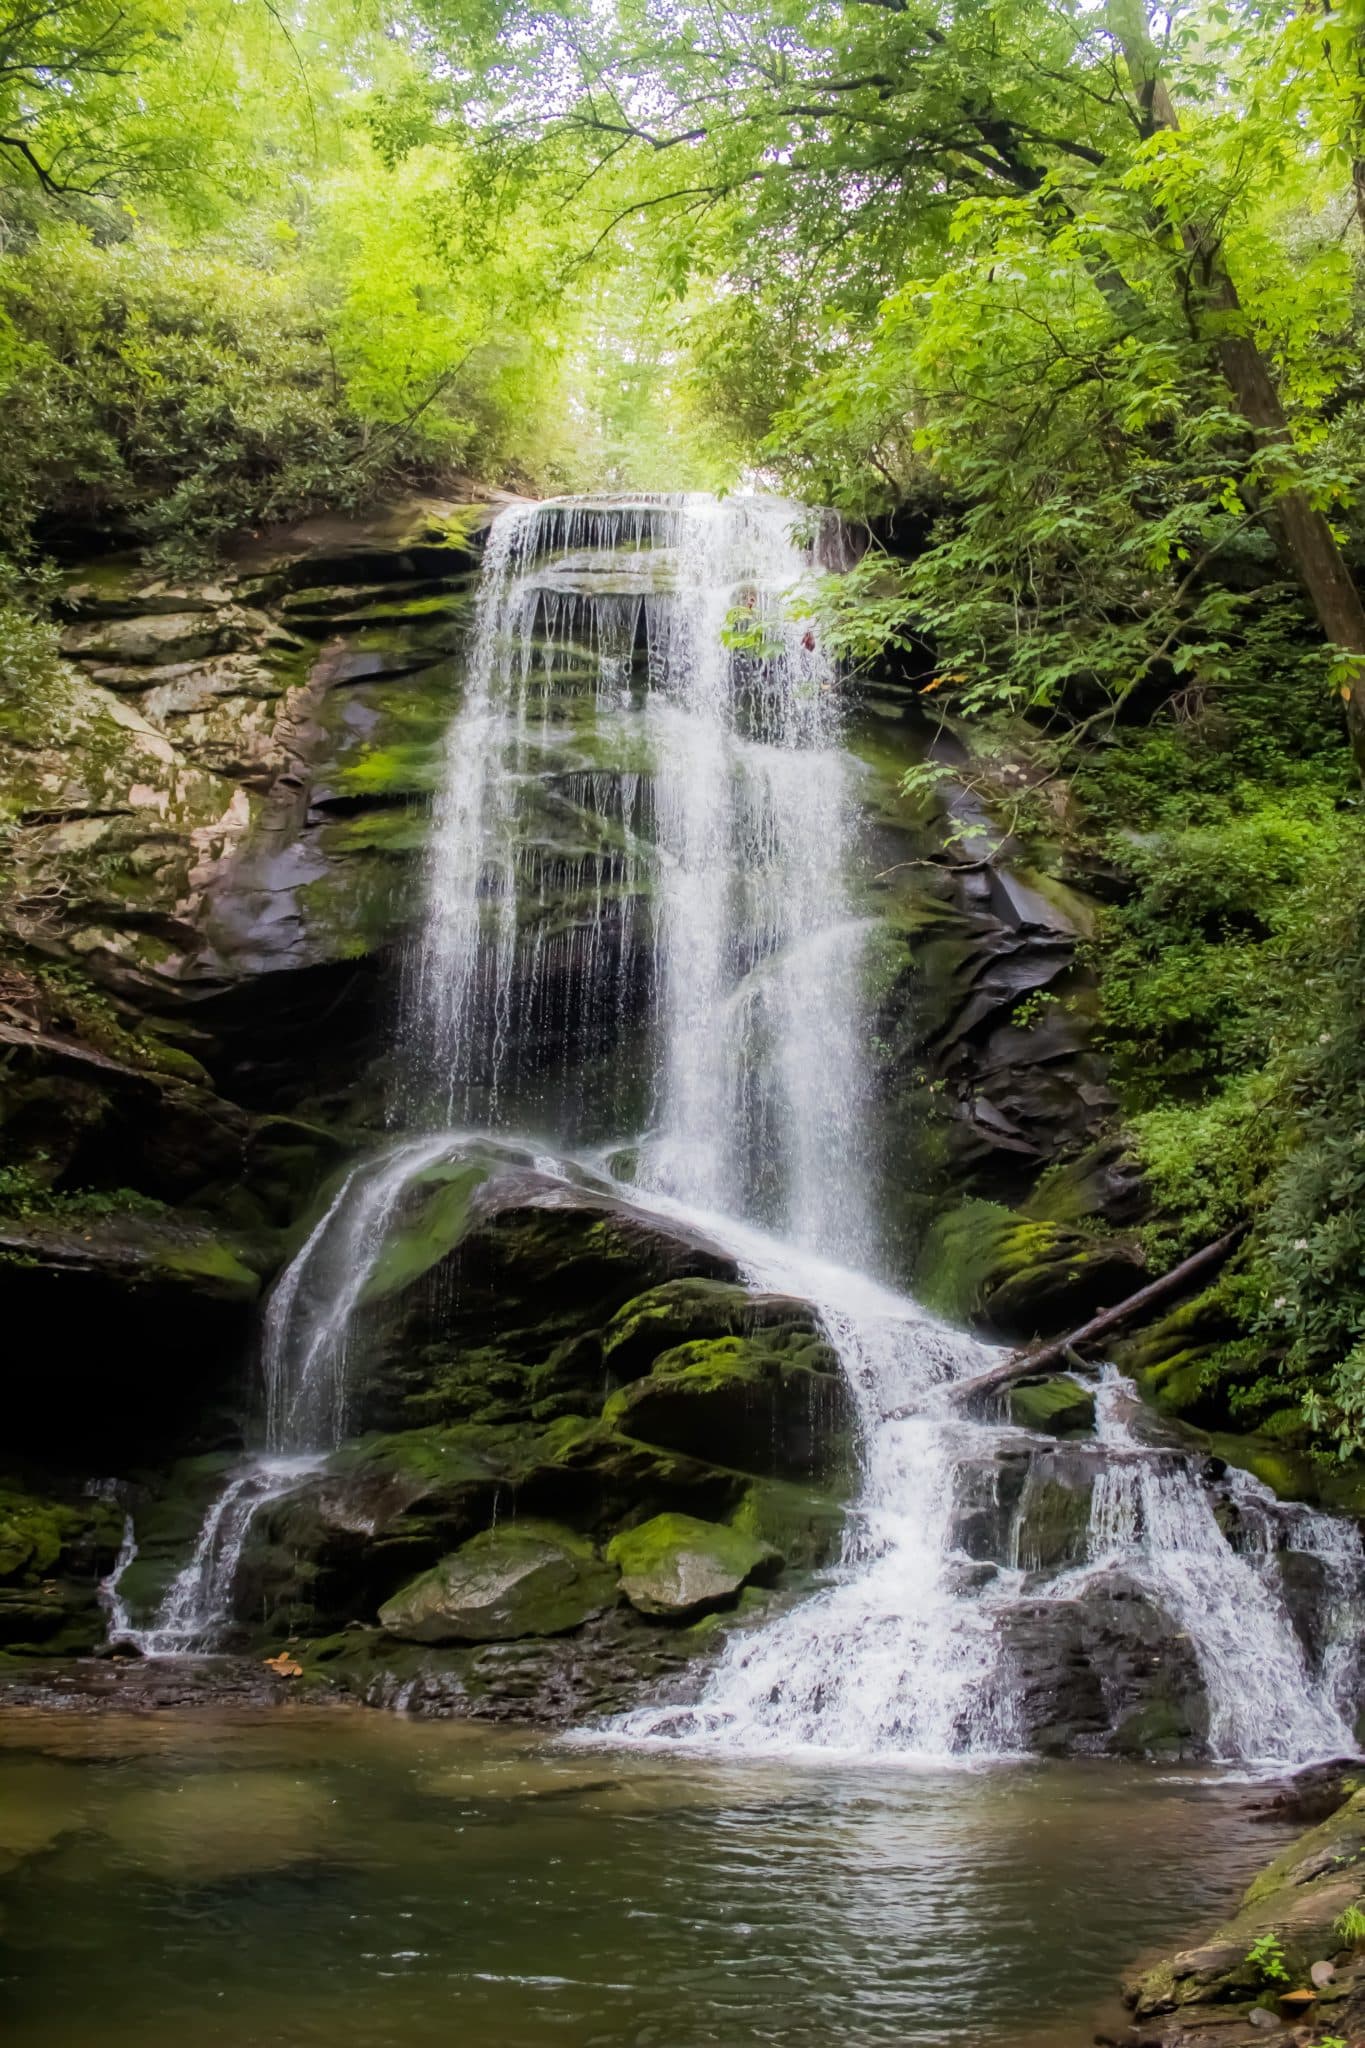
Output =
[{"x1": 1106, "y1": 0, "x2": 1365, "y2": 774}]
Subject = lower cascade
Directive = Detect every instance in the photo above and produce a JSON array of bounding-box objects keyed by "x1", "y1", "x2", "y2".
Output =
[{"x1": 107, "y1": 492, "x2": 1365, "y2": 1768}]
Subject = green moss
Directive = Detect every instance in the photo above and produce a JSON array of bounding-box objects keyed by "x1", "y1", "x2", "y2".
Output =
[
  {"x1": 378, "y1": 1519, "x2": 616, "y2": 1642},
  {"x1": 335, "y1": 740, "x2": 445, "y2": 801},
  {"x1": 606, "y1": 1511, "x2": 780, "y2": 1618},
  {"x1": 156, "y1": 1241, "x2": 260, "y2": 1297},
  {"x1": 916, "y1": 1197, "x2": 1139, "y2": 1338},
  {"x1": 358, "y1": 1162, "x2": 490, "y2": 1304},
  {"x1": 1006, "y1": 1375, "x2": 1095, "y2": 1438},
  {"x1": 603, "y1": 1332, "x2": 851, "y2": 1480},
  {"x1": 0, "y1": 1488, "x2": 116, "y2": 1583},
  {"x1": 728, "y1": 1478, "x2": 846, "y2": 1569}
]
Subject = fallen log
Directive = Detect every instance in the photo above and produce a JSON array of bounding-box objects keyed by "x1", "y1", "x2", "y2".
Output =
[{"x1": 896, "y1": 1225, "x2": 1247, "y2": 1418}]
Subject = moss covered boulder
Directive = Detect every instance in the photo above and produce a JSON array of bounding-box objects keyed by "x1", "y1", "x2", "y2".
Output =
[
  {"x1": 603, "y1": 1331, "x2": 851, "y2": 1479},
  {"x1": 607, "y1": 1512, "x2": 781, "y2": 1620},
  {"x1": 917, "y1": 1196, "x2": 1143, "y2": 1340},
  {"x1": 601, "y1": 1278, "x2": 824, "y2": 1381},
  {"x1": 0, "y1": 1483, "x2": 122, "y2": 1652},
  {"x1": 377, "y1": 1520, "x2": 617, "y2": 1643}
]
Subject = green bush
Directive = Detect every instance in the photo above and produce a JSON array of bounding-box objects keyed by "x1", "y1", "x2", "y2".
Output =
[{"x1": 0, "y1": 226, "x2": 384, "y2": 570}]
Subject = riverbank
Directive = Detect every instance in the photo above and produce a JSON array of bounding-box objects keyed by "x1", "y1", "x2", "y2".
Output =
[{"x1": 1112, "y1": 1767, "x2": 1365, "y2": 2047}]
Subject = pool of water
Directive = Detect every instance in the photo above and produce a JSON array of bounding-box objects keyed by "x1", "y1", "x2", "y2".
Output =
[{"x1": 0, "y1": 1709, "x2": 1293, "y2": 2048}]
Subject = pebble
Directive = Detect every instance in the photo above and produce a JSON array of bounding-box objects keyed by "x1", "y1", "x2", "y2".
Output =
[
  {"x1": 1246, "y1": 2007, "x2": 1282, "y2": 2030},
  {"x1": 1310, "y1": 1960, "x2": 1336, "y2": 1989}
]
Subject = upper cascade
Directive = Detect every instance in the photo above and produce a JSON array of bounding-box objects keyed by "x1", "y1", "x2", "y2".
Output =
[{"x1": 407, "y1": 491, "x2": 874, "y2": 1266}]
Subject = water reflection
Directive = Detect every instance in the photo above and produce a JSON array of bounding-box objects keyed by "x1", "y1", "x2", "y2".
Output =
[{"x1": 0, "y1": 1711, "x2": 1289, "y2": 2048}]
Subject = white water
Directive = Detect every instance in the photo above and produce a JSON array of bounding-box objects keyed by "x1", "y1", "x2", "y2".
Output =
[
  {"x1": 108, "y1": 493, "x2": 1365, "y2": 1764},
  {"x1": 113, "y1": 1138, "x2": 459, "y2": 1654},
  {"x1": 593, "y1": 1193, "x2": 1014, "y2": 1757},
  {"x1": 1033, "y1": 1371, "x2": 1363, "y2": 1765},
  {"x1": 408, "y1": 493, "x2": 872, "y2": 1257}
]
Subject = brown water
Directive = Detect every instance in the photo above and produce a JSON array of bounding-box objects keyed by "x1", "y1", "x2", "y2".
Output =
[{"x1": 0, "y1": 1709, "x2": 1291, "y2": 2048}]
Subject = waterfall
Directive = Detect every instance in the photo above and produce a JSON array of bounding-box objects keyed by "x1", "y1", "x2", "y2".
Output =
[
  {"x1": 407, "y1": 492, "x2": 872, "y2": 1257},
  {"x1": 110, "y1": 493, "x2": 1365, "y2": 1768},
  {"x1": 599, "y1": 1210, "x2": 1016, "y2": 1757}
]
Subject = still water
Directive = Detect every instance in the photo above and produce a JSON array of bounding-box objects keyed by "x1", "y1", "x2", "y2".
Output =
[{"x1": 0, "y1": 1709, "x2": 1290, "y2": 2048}]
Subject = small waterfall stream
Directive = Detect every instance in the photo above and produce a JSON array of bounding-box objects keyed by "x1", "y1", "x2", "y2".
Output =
[{"x1": 107, "y1": 492, "x2": 1365, "y2": 1767}]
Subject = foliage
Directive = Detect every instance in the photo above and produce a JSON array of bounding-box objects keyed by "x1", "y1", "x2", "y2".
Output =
[
  {"x1": 0, "y1": 1162, "x2": 164, "y2": 1222},
  {"x1": 1335, "y1": 1904, "x2": 1365, "y2": 1946},
  {"x1": 0, "y1": 0, "x2": 713, "y2": 576},
  {"x1": 1244, "y1": 1933, "x2": 1290, "y2": 1987}
]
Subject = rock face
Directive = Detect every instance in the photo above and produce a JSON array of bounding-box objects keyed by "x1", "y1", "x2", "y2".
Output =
[
  {"x1": 379, "y1": 1522, "x2": 618, "y2": 1642},
  {"x1": 233, "y1": 1167, "x2": 840, "y2": 1634},
  {"x1": 608, "y1": 1513, "x2": 780, "y2": 1618}
]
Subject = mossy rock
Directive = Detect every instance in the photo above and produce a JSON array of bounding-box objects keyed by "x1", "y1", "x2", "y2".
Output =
[
  {"x1": 1011, "y1": 1470, "x2": 1093, "y2": 1572},
  {"x1": 0, "y1": 1486, "x2": 119, "y2": 1584},
  {"x1": 0, "y1": 1482, "x2": 118, "y2": 1651},
  {"x1": 603, "y1": 1332, "x2": 850, "y2": 1479},
  {"x1": 378, "y1": 1519, "x2": 617, "y2": 1643},
  {"x1": 917, "y1": 1197, "x2": 1143, "y2": 1339},
  {"x1": 1126, "y1": 1786, "x2": 1365, "y2": 2019},
  {"x1": 729, "y1": 1477, "x2": 847, "y2": 1570},
  {"x1": 601, "y1": 1278, "x2": 822, "y2": 1381},
  {"x1": 1007, "y1": 1374, "x2": 1095, "y2": 1438},
  {"x1": 358, "y1": 1160, "x2": 491, "y2": 1305},
  {"x1": 607, "y1": 1512, "x2": 781, "y2": 1620}
]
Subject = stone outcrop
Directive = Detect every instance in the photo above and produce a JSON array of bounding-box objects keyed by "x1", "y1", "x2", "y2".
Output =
[{"x1": 379, "y1": 1522, "x2": 618, "y2": 1643}]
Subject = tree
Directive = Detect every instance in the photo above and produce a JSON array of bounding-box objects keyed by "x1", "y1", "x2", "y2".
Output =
[
  {"x1": 424, "y1": 0, "x2": 1365, "y2": 763},
  {"x1": 1105, "y1": 0, "x2": 1365, "y2": 766}
]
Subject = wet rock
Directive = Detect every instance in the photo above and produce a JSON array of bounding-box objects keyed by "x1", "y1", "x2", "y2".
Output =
[
  {"x1": 998, "y1": 1571, "x2": 1209, "y2": 1758},
  {"x1": 378, "y1": 1520, "x2": 617, "y2": 1643},
  {"x1": 1126, "y1": 1786, "x2": 1365, "y2": 2019},
  {"x1": 99, "y1": 1771, "x2": 337, "y2": 1882},
  {"x1": 603, "y1": 1332, "x2": 851, "y2": 1481},
  {"x1": 1006, "y1": 1373, "x2": 1096, "y2": 1437},
  {"x1": 1010, "y1": 1459, "x2": 1095, "y2": 1571},
  {"x1": 916, "y1": 1196, "x2": 1143, "y2": 1341},
  {"x1": 607, "y1": 1513, "x2": 781, "y2": 1619}
]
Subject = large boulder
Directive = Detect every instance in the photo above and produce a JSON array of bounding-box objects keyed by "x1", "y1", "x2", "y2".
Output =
[
  {"x1": 377, "y1": 1520, "x2": 617, "y2": 1643},
  {"x1": 998, "y1": 1571, "x2": 1210, "y2": 1758},
  {"x1": 607, "y1": 1512, "x2": 780, "y2": 1619},
  {"x1": 603, "y1": 1331, "x2": 851, "y2": 1480}
]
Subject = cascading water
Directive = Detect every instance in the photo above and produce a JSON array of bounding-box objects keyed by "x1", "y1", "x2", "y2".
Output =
[
  {"x1": 405, "y1": 492, "x2": 872, "y2": 1257},
  {"x1": 109, "y1": 492, "x2": 1365, "y2": 1769},
  {"x1": 110, "y1": 1136, "x2": 464, "y2": 1654}
]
